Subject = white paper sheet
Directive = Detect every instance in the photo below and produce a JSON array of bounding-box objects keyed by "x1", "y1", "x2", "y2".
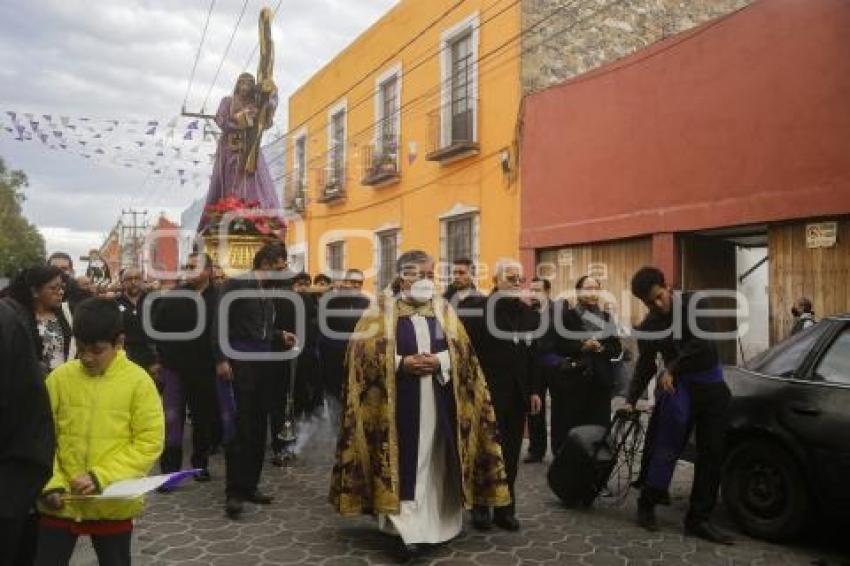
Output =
[{"x1": 62, "y1": 470, "x2": 200, "y2": 500}]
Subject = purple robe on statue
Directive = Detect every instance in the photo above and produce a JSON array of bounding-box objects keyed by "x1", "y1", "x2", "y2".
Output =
[{"x1": 198, "y1": 95, "x2": 281, "y2": 233}]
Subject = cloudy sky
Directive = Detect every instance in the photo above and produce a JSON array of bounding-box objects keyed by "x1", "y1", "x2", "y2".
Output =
[{"x1": 0, "y1": 0, "x2": 397, "y2": 272}]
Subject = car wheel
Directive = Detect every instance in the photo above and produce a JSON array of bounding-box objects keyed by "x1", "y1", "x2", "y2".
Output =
[{"x1": 722, "y1": 439, "x2": 810, "y2": 541}]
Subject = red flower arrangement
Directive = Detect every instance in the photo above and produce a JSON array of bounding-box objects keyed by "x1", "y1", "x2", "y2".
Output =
[{"x1": 202, "y1": 196, "x2": 286, "y2": 238}]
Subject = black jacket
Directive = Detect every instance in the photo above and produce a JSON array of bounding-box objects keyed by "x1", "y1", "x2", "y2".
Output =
[
  {"x1": 0, "y1": 298, "x2": 55, "y2": 517},
  {"x1": 318, "y1": 290, "x2": 370, "y2": 398},
  {"x1": 211, "y1": 273, "x2": 278, "y2": 361},
  {"x1": 116, "y1": 293, "x2": 157, "y2": 369},
  {"x1": 558, "y1": 304, "x2": 623, "y2": 393},
  {"x1": 151, "y1": 283, "x2": 219, "y2": 371},
  {"x1": 461, "y1": 293, "x2": 537, "y2": 415},
  {"x1": 626, "y1": 292, "x2": 722, "y2": 405}
]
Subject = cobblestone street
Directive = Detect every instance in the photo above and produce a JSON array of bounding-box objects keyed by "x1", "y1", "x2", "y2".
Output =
[{"x1": 67, "y1": 417, "x2": 848, "y2": 566}]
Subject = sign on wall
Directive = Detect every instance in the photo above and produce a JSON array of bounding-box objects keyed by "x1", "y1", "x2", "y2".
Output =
[{"x1": 805, "y1": 222, "x2": 838, "y2": 249}]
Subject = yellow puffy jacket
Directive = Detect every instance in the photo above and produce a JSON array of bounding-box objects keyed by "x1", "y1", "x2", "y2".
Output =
[{"x1": 39, "y1": 350, "x2": 164, "y2": 521}]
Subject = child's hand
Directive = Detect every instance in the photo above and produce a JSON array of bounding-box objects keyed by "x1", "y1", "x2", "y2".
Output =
[
  {"x1": 70, "y1": 473, "x2": 97, "y2": 495},
  {"x1": 42, "y1": 492, "x2": 64, "y2": 510}
]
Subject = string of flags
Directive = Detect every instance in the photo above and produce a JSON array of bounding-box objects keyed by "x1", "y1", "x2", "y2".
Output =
[
  {"x1": 1, "y1": 110, "x2": 224, "y2": 188},
  {"x1": 3, "y1": 110, "x2": 287, "y2": 204}
]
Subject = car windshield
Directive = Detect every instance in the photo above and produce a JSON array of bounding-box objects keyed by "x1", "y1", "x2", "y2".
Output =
[{"x1": 746, "y1": 321, "x2": 828, "y2": 377}]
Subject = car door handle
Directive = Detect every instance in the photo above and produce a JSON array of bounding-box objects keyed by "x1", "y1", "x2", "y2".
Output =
[{"x1": 790, "y1": 404, "x2": 821, "y2": 417}]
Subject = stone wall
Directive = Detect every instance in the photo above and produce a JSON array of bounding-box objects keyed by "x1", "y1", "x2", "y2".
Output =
[{"x1": 521, "y1": 0, "x2": 753, "y2": 93}]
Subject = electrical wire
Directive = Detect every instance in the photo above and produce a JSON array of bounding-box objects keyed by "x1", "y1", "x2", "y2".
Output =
[
  {"x1": 281, "y1": 0, "x2": 600, "y2": 182},
  {"x1": 278, "y1": 0, "x2": 631, "y2": 220},
  {"x1": 200, "y1": 0, "x2": 252, "y2": 113},
  {"x1": 242, "y1": 0, "x2": 285, "y2": 71},
  {"x1": 182, "y1": 0, "x2": 218, "y2": 110}
]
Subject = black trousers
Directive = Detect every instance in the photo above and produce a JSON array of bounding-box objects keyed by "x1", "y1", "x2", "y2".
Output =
[
  {"x1": 549, "y1": 374, "x2": 612, "y2": 457},
  {"x1": 225, "y1": 360, "x2": 275, "y2": 499},
  {"x1": 638, "y1": 380, "x2": 731, "y2": 525},
  {"x1": 160, "y1": 365, "x2": 218, "y2": 473},
  {"x1": 267, "y1": 361, "x2": 289, "y2": 453},
  {"x1": 492, "y1": 396, "x2": 527, "y2": 515},
  {"x1": 526, "y1": 370, "x2": 550, "y2": 458},
  {"x1": 0, "y1": 513, "x2": 38, "y2": 566},
  {"x1": 34, "y1": 526, "x2": 131, "y2": 566}
]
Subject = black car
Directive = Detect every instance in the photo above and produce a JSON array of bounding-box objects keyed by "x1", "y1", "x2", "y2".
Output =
[{"x1": 720, "y1": 314, "x2": 850, "y2": 541}]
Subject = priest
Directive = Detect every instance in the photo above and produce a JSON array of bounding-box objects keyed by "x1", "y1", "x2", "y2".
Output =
[{"x1": 330, "y1": 250, "x2": 510, "y2": 560}]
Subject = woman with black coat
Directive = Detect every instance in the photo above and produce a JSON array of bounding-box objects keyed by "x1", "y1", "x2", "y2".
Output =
[
  {"x1": 550, "y1": 275, "x2": 622, "y2": 455},
  {"x1": 0, "y1": 267, "x2": 57, "y2": 564}
]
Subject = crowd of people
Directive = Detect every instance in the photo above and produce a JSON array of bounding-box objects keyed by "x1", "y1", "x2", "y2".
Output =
[{"x1": 1, "y1": 243, "x2": 744, "y2": 564}]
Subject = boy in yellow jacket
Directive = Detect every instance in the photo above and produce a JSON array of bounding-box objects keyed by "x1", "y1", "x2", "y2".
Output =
[{"x1": 35, "y1": 297, "x2": 164, "y2": 566}]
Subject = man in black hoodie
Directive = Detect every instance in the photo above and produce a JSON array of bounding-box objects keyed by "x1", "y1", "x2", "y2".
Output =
[
  {"x1": 152, "y1": 253, "x2": 220, "y2": 482},
  {"x1": 0, "y1": 293, "x2": 55, "y2": 564},
  {"x1": 626, "y1": 266, "x2": 733, "y2": 544}
]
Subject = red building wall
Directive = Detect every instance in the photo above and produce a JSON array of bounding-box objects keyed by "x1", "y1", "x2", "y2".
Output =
[
  {"x1": 520, "y1": 0, "x2": 850, "y2": 255},
  {"x1": 149, "y1": 216, "x2": 180, "y2": 278}
]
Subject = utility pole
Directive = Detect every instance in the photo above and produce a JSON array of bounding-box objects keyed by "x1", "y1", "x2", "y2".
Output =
[{"x1": 121, "y1": 209, "x2": 148, "y2": 275}]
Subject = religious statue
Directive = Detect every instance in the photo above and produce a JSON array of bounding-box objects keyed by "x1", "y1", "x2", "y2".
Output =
[{"x1": 198, "y1": 7, "x2": 281, "y2": 234}]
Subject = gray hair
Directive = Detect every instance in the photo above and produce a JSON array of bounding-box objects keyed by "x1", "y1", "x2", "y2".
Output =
[
  {"x1": 396, "y1": 250, "x2": 432, "y2": 275},
  {"x1": 493, "y1": 258, "x2": 523, "y2": 281}
]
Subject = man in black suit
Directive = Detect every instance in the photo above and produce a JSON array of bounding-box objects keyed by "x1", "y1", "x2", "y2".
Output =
[
  {"x1": 153, "y1": 253, "x2": 221, "y2": 482},
  {"x1": 461, "y1": 260, "x2": 540, "y2": 532},
  {"x1": 213, "y1": 243, "x2": 296, "y2": 519}
]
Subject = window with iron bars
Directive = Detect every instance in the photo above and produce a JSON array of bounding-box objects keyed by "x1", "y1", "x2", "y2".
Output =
[
  {"x1": 329, "y1": 110, "x2": 346, "y2": 189},
  {"x1": 293, "y1": 135, "x2": 306, "y2": 202},
  {"x1": 377, "y1": 231, "x2": 398, "y2": 291},
  {"x1": 378, "y1": 76, "x2": 399, "y2": 159},
  {"x1": 446, "y1": 216, "x2": 473, "y2": 266},
  {"x1": 326, "y1": 241, "x2": 345, "y2": 277},
  {"x1": 449, "y1": 32, "x2": 474, "y2": 144}
]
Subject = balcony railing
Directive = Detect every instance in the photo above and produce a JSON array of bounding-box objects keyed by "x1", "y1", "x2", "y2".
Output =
[
  {"x1": 286, "y1": 176, "x2": 306, "y2": 213},
  {"x1": 361, "y1": 137, "x2": 401, "y2": 187},
  {"x1": 426, "y1": 98, "x2": 479, "y2": 163},
  {"x1": 316, "y1": 165, "x2": 346, "y2": 203}
]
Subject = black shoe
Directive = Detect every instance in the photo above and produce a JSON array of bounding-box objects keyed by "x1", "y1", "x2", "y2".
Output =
[
  {"x1": 271, "y1": 451, "x2": 284, "y2": 467},
  {"x1": 523, "y1": 454, "x2": 543, "y2": 464},
  {"x1": 684, "y1": 521, "x2": 734, "y2": 545},
  {"x1": 471, "y1": 506, "x2": 492, "y2": 531},
  {"x1": 493, "y1": 511, "x2": 520, "y2": 532},
  {"x1": 397, "y1": 541, "x2": 422, "y2": 560},
  {"x1": 194, "y1": 469, "x2": 211, "y2": 482},
  {"x1": 225, "y1": 496, "x2": 243, "y2": 519},
  {"x1": 637, "y1": 505, "x2": 658, "y2": 532},
  {"x1": 245, "y1": 490, "x2": 274, "y2": 505}
]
